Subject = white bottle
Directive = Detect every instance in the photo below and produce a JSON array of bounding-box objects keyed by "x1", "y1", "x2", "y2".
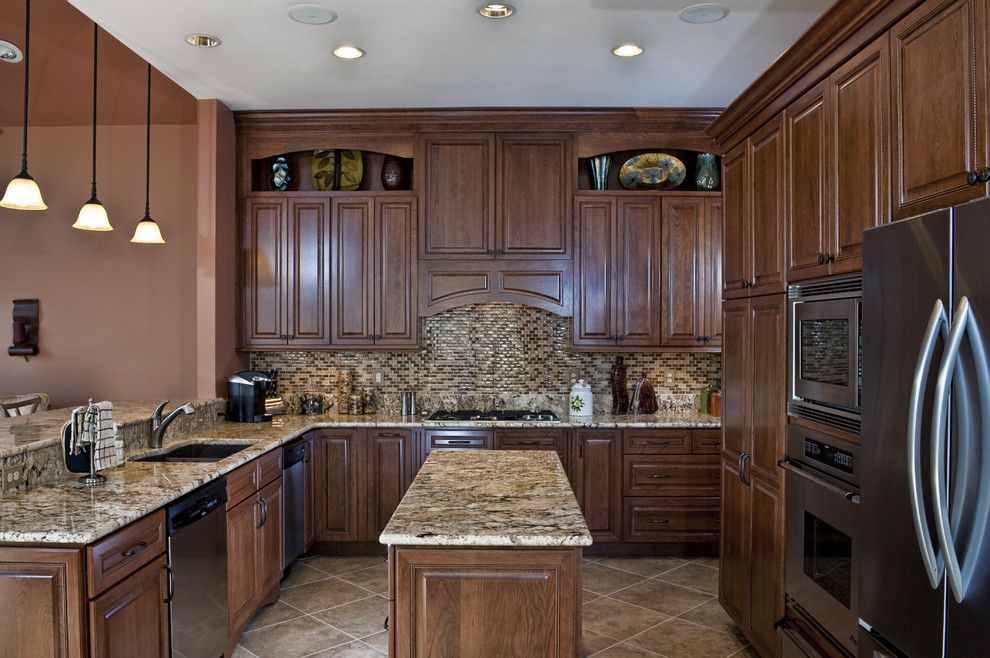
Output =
[{"x1": 568, "y1": 379, "x2": 594, "y2": 417}]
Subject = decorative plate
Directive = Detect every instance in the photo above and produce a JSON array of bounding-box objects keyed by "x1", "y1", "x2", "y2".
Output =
[
  {"x1": 312, "y1": 149, "x2": 363, "y2": 191},
  {"x1": 619, "y1": 153, "x2": 686, "y2": 190}
]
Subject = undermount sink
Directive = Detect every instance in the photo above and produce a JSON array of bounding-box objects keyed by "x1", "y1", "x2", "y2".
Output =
[{"x1": 131, "y1": 442, "x2": 253, "y2": 463}]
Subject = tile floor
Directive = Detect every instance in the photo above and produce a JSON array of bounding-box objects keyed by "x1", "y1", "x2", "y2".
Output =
[{"x1": 233, "y1": 554, "x2": 756, "y2": 658}]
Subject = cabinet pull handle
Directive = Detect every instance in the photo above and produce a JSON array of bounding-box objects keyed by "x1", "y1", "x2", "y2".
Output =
[
  {"x1": 516, "y1": 440, "x2": 542, "y2": 446},
  {"x1": 646, "y1": 440, "x2": 671, "y2": 446},
  {"x1": 741, "y1": 280, "x2": 750, "y2": 289},
  {"x1": 579, "y1": 437, "x2": 584, "y2": 458},
  {"x1": 647, "y1": 473, "x2": 670, "y2": 479},
  {"x1": 164, "y1": 565, "x2": 175, "y2": 603},
  {"x1": 696, "y1": 336, "x2": 704, "y2": 342},
  {"x1": 255, "y1": 500, "x2": 264, "y2": 529},
  {"x1": 262, "y1": 499, "x2": 269, "y2": 526},
  {"x1": 647, "y1": 518, "x2": 670, "y2": 525},
  {"x1": 740, "y1": 453, "x2": 752, "y2": 486},
  {"x1": 121, "y1": 540, "x2": 149, "y2": 558},
  {"x1": 377, "y1": 433, "x2": 404, "y2": 439}
]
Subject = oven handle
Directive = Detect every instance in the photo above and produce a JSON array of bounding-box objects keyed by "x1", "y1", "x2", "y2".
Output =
[{"x1": 778, "y1": 458, "x2": 859, "y2": 503}]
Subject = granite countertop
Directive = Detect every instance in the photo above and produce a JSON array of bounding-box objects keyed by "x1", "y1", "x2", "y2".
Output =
[
  {"x1": 0, "y1": 409, "x2": 717, "y2": 545},
  {"x1": 380, "y1": 450, "x2": 592, "y2": 547}
]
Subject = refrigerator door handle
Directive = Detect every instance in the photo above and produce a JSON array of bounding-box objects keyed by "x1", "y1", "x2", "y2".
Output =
[{"x1": 908, "y1": 299, "x2": 947, "y2": 588}]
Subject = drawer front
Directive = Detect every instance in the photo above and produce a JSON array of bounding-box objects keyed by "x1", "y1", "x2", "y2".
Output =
[
  {"x1": 622, "y1": 498, "x2": 720, "y2": 543},
  {"x1": 623, "y1": 429, "x2": 692, "y2": 454},
  {"x1": 257, "y1": 450, "x2": 283, "y2": 488},
  {"x1": 623, "y1": 455, "x2": 721, "y2": 496},
  {"x1": 227, "y1": 460, "x2": 259, "y2": 509},
  {"x1": 423, "y1": 429, "x2": 493, "y2": 455},
  {"x1": 691, "y1": 429, "x2": 722, "y2": 454},
  {"x1": 495, "y1": 429, "x2": 564, "y2": 450},
  {"x1": 87, "y1": 510, "x2": 167, "y2": 597}
]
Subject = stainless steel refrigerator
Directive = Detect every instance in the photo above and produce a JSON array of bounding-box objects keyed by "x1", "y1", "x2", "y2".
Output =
[{"x1": 860, "y1": 197, "x2": 990, "y2": 657}]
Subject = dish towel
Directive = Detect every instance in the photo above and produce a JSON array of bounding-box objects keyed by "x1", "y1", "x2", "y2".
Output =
[{"x1": 72, "y1": 401, "x2": 123, "y2": 470}]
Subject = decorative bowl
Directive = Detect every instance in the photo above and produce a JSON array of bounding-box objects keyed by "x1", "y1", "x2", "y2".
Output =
[
  {"x1": 619, "y1": 153, "x2": 686, "y2": 190},
  {"x1": 312, "y1": 149, "x2": 363, "y2": 191}
]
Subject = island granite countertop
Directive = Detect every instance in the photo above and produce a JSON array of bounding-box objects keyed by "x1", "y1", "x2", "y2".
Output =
[
  {"x1": 380, "y1": 450, "x2": 592, "y2": 547},
  {"x1": 0, "y1": 408, "x2": 717, "y2": 545}
]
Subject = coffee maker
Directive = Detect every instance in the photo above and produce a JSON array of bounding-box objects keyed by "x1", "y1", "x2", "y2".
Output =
[{"x1": 226, "y1": 371, "x2": 273, "y2": 422}]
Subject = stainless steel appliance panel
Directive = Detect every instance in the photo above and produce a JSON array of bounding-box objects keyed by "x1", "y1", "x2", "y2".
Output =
[
  {"x1": 861, "y1": 210, "x2": 951, "y2": 658},
  {"x1": 283, "y1": 440, "x2": 307, "y2": 570}
]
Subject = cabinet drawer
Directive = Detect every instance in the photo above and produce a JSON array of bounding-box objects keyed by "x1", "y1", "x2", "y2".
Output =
[
  {"x1": 623, "y1": 429, "x2": 692, "y2": 454},
  {"x1": 257, "y1": 450, "x2": 282, "y2": 488},
  {"x1": 692, "y1": 429, "x2": 722, "y2": 454},
  {"x1": 495, "y1": 429, "x2": 564, "y2": 449},
  {"x1": 87, "y1": 510, "x2": 167, "y2": 597},
  {"x1": 227, "y1": 460, "x2": 259, "y2": 509},
  {"x1": 622, "y1": 498, "x2": 720, "y2": 543},
  {"x1": 623, "y1": 455, "x2": 721, "y2": 496},
  {"x1": 423, "y1": 429, "x2": 493, "y2": 455}
]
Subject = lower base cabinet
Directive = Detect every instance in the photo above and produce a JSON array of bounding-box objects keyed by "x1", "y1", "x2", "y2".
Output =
[
  {"x1": 88, "y1": 555, "x2": 170, "y2": 658},
  {"x1": 572, "y1": 429, "x2": 623, "y2": 543}
]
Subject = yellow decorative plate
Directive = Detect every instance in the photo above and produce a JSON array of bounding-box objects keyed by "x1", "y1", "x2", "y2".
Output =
[
  {"x1": 312, "y1": 149, "x2": 363, "y2": 191},
  {"x1": 619, "y1": 153, "x2": 686, "y2": 190}
]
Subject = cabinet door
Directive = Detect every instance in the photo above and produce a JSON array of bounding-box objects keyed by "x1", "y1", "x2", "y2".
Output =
[
  {"x1": 287, "y1": 197, "x2": 331, "y2": 346},
  {"x1": 829, "y1": 35, "x2": 891, "y2": 273},
  {"x1": 331, "y1": 197, "x2": 375, "y2": 347},
  {"x1": 304, "y1": 436, "x2": 315, "y2": 551},
  {"x1": 256, "y1": 478, "x2": 283, "y2": 598},
  {"x1": 368, "y1": 430, "x2": 415, "y2": 537},
  {"x1": 719, "y1": 454, "x2": 751, "y2": 634},
  {"x1": 721, "y1": 143, "x2": 752, "y2": 298},
  {"x1": 573, "y1": 196, "x2": 617, "y2": 347},
  {"x1": 227, "y1": 497, "x2": 259, "y2": 632},
  {"x1": 661, "y1": 197, "x2": 705, "y2": 347},
  {"x1": 750, "y1": 115, "x2": 787, "y2": 296},
  {"x1": 702, "y1": 199, "x2": 724, "y2": 346},
  {"x1": 785, "y1": 82, "x2": 831, "y2": 281},
  {"x1": 419, "y1": 134, "x2": 495, "y2": 257},
  {"x1": 721, "y1": 298, "x2": 752, "y2": 459},
  {"x1": 615, "y1": 197, "x2": 661, "y2": 347},
  {"x1": 89, "y1": 556, "x2": 169, "y2": 658},
  {"x1": 749, "y1": 476, "x2": 784, "y2": 658},
  {"x1": 374, "y1": 197, "x2": 418, "y2": 348},
  {"x1": 242, "y1": 198, "x2": 287, "y2": 347},
  {"x1": 496, "y1": 134, "x2": 571, "y2": 258},
  {"x1": 891, "y1": 0, "x2": 987, "y2": 219},
  {"x1": 573, "y1": 430, "x2": 622, "y2": 543},
  {"x1": 313, "y1": 430, "x2": 364, "y2": 542},
  {"x1": 749, "y1": 295, "x2": 787, "y2": 485}
]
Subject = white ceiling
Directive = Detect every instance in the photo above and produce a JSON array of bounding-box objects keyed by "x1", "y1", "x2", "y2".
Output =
[{"x1": 67, "y1": 0, "x2": 833, "y2": 111}]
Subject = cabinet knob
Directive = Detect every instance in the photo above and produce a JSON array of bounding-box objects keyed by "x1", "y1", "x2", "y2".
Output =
[
  {"x1": 823, "y1": 253, "x2": 835, "y2": 264},
  {"x1": 817, "y1": 254, "x2": 825, "y2": 265},
  {"x1": 979, "y1": 167, "x2": 990, "y2": 184},
  {"x1": 968, "y1": 170, "x2": 980, "y2": 186}
]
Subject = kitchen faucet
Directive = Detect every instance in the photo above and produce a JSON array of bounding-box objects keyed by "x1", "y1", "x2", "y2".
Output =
[{"x1": 151, "y1": 401, "x2": 195, "y2": 449}]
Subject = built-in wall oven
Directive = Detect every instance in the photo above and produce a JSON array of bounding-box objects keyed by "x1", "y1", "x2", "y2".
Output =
[
  {"x1": 780, "y1": 424, "x2": 861, "y2": 655},
  {"x1": 788, "y1": 276, "x2": 863, "y2": 435}
]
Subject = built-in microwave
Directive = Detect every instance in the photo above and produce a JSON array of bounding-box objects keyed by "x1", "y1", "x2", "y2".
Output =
[{"x1": 788, "y1": 276, "x2": 862, "y2": 434}]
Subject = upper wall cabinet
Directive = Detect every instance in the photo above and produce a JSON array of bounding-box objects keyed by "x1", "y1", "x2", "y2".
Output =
[
  {"x1": 241, "y1": 195, "x2": 331, "y2": 349},
  {"x1": 891, "y1": 0, "x2": 989, "y2": 219},
  {"x1": 418, "y1": 133, "x2": 573, "y2": 259}
]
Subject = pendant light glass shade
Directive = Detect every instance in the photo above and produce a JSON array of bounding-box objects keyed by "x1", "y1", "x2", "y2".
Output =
[
  {"x1": 130, "y1": 63, "x2": 165, "y2": 244},
  {"x1": 74, "y1": 23, "x2": 112, "y2": 232},
  {"x1": 2, "y1": 0, "x2": 46, "y2": 212}
]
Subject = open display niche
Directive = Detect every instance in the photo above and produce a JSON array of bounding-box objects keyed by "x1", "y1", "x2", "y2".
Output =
[
  {"x1": 249, "y1": 149, "x2": 414, "y2": 193},
  {"x1": 577, "y1": 149, "x2": 720, "y2": 193}
]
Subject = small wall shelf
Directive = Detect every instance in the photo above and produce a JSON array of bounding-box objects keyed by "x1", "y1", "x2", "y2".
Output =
[
  {"x1": 250, "y1": 149, "x2": 414, "y2": 193},
  {"x1": 577, "y1": 148, "x2": 720, "y2": 193}
]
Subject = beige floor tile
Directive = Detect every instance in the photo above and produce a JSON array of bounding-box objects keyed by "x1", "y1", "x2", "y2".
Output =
[
  {"x1": 657, "y1": 562, "x2": 720, "y2": 595},
  {"x1": 362, "y1": 630, "x2": 389, "y2": 654},
  {"x1": 232, "y1": 646, "x2": 259, "y2": 658},
  {"x1": 611, "y1": 579, "x2": 713, "y2": 617},
  {"x1": 582, "y1": 563, "x2": 645, "y2": 595},
  {"x1": 279, "y1": 577, "x2": 372, "y2": 614},
  {"x1": 283, "y1": 562, "x2": 329, "y2": 589},
  {"x1": 729, "y1": 646, "x2": 760, "y2": 657},
  {"x1": 304, "y1": 555, "x2": 385, "y2": 577},
  {"x1": 240, "y1": 616, "x2": 352, "y2": 658},
  {"x1": 591, "y1": 642, "x2": 661, "y2": 657},
  {"x1": 583, "y1": 628, "x2": 618, "y2": 657},
  {"x1": 582, "y1": 597, "x2": 669, "y2": 641},
  {"x1": 627, "y1": 618, "x2": 745, "y2": 658},
  {"x1": 309, "y1": 640, "x2": 384, "y2": 657},
  {"x1": 691, "y1": 556, "x2": 720, "y2": 570},
  {"x1": 245, "y1": 601, "x2": 306, "y2": 631},
  {"x1": 583, "y1": 589, "x2": 603, "y2": 605},
  {"x1": 338, "y1": 564, "x2": 389, "y2": 595},
  {"x1": 678, "y1": 599, "x2": 745, "y2": 639},
  {"x1": 313, "y1": 595, "x2": 389, "y2": 639},
  {"x1": 595, "y1": 556, "x2": 688, "y2": 578}
]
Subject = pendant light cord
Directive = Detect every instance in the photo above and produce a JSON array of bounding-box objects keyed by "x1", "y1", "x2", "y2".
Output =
[
  {"x1": 90, "y1": 23, "x2": 98, "y2": 200},
  {"x1": 144, "y1": 63, "x2": 151, "y2": 218},
  {"x1": 19, "y1": 0, "x2": 31, "y2": 172}
]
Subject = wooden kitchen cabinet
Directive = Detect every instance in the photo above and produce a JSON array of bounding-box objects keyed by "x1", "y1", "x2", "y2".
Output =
[
  {"x1": 572, "y1": 430, "x2": 622, "y2": 543},
  {"x1": 312, "y1": 429, "x2": 365, "y2": 542},
  {"x1": 88, "y1": 555, "x2": 170, "y2": 658},
  {"x1": 241, "y1": 195, "x2": 331, "y2": 349},
  {"x1": 256, "y1": 478, "x2": 283, "y2": 598},
  {"x1": 891, "y1": 0, "x2": 989, "y2": 219},
  {"x1": 661, "y1": 196, "x2": 723, "y2": 348},
  {"x1": 367, "y1": 429, "x2": 417, "y2": 537},
  {"x1": 422, "y1": 428, "x2": 493, "y2": 456},
  {"x1": 573, "y1": 194, "x2": 661, "y2": 349},
  {"x1": 721, "y1": 143, "x2": 751, "y2": 298},
  {"x1": 226, "y1": 493, "x2": 260, "y2": 633}
]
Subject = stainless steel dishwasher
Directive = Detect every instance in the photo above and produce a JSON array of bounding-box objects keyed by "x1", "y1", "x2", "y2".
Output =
[
  {"x1": 167, "y1": 477, "x2": 228, "y2": 658},
  {"x1": 283, "y1": 439, "x2": 307, "y2": 570}
]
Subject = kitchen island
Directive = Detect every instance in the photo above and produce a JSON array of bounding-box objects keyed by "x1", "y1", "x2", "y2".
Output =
[{"x1": 380, "y1": 450, "x2": 591, "y2": 657}]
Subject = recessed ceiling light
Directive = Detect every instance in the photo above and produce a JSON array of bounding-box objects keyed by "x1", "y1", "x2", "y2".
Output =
[
  {"x1": 185, "y1": 34, "x2": 221, "y2": 48},
  {"x1": 0, "y1": 40, "x2": 23, "y2": 63},
  {"x1": 611, "y1": 44, "x2": 644, "y2": 58},
  {"x1": 478, "y1": 3, "x2": 515, "y2": 19},
  {"x1": 288, "y1": 5, "x2": 338, "y2": 25},
  {"x1": 332, "y1": 45, "x2": 365, "y2": 60},
  {"x1": 679, "y1": 3, "x2": 729, "y2": 24}
]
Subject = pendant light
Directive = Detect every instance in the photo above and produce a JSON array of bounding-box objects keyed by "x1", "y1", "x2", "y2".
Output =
[
  {"x1": 73, "y1": 24, "x2": 112, "y2": 231},
  {"x1": 0, "y1": 0, "x2": 47, "y2": 211},
  {"x1": 130, "y1": 64, "x2": 165, "y2": 244}
]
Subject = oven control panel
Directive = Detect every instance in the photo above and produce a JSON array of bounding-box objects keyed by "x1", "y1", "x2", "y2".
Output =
[{"x1": 804, "y1": 437, "x2": 854, "y2": 475}]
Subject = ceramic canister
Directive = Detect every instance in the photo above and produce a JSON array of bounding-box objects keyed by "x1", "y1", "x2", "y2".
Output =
[{"x1": 568, "y1": 379, "x2": 594, "y2": 417}]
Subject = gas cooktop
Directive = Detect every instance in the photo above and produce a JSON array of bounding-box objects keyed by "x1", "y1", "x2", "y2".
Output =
[{"x1": 427, "y1": 409, "x2": 561, "y2": 422}]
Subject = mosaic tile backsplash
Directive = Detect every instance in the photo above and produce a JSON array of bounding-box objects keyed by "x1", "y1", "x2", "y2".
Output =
[{"x1": 251, "y1": 303, "x2": 721, "y2": 414}]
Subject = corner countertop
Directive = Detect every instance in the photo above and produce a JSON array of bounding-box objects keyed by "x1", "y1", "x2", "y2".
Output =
[
  {"x1": 0, "y1": 409, "x2": 718, "y2": 546},
  {"x1": 380, "y1": 450, "x2": 592, "y2": 547}
]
